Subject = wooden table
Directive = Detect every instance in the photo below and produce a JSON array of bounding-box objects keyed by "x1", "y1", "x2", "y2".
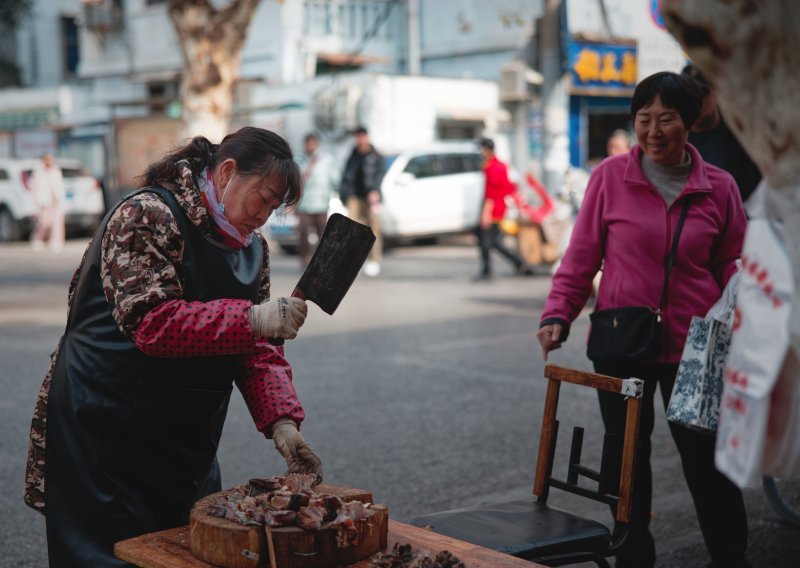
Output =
[{"x1": 115, "y1": 519, "x2": 546, "y2": 567}]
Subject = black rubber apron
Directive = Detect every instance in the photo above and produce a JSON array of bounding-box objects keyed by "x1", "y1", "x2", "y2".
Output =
[{"x1": 44, "y1": 186, "x2": 262, "y2": 566}]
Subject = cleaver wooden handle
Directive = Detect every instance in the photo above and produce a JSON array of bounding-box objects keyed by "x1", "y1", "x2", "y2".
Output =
[{"x1": 267, "y1": 288, "x2": 306, "y2": 347}]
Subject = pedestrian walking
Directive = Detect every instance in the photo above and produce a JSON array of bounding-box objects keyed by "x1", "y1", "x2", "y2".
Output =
[
  {"x1": 682, "y1": 63, "x2": 761, "y2": 203},
  {"x1": 473, "y1": 137, "x2": 531, "y2": 281},
  {"x1": 537, "y1": 72, "x2": 750, "y2": 568},
  {"x1": 339, "y1": 126, "x2": 384, "y2": 277},
  {"x1": 24, "y1": 127, "x2": 322, "y2": 567},
  {"x1": 30, "y1": 154, "x2": 65, "y2": 252},
  {"x1": 296, "y1": 133, "x2": 338, "y2": 267}
]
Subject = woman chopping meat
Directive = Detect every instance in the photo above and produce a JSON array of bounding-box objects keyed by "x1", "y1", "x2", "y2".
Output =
[{"x1": 24, "y1": 127, "x2": 323, "y2": 566}]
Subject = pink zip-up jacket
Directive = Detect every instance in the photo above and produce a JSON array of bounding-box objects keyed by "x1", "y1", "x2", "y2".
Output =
[{"x1": 541, "y1": 144, "x2": 746, "y2": 363}]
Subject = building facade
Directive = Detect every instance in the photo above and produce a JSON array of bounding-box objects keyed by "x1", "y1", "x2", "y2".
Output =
[{"x1": 2, "y1": 0, "x2": 543, "y2": 198}]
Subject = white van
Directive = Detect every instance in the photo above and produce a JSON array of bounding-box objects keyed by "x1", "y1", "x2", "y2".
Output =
[{"x1": 266, "y1": 142, "x2": 484, "y2": 253}]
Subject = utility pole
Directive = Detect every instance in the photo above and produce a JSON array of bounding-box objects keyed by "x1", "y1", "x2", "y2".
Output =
[
  {"x1": 406, "y1": 0, "x2": 421, "y2": 75},
  {"x1": 539, "y1": 0, "x2": 568, "y2": 195}
]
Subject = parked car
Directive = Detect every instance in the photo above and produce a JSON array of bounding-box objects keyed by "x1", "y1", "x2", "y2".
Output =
[
  {"x1": 57, "y1": 158, "x2": 105, "y2": 235},
  {"x1": 265, "y1": 142, "x2": 484, "y2": 254},
  {"x1": 0, "y1": 158, "x2": 104, "y2": 242},
  {"x1": 0, "y1": 158, "x2": 39, "y2": 242}
]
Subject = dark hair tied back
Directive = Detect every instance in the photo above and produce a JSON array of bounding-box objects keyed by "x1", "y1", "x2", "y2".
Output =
[
  {"x1": 138, "y1": 127, "x2": 303, "y2": 208},
  {"x1": 191, "y1": 137, "x2": 218, "y2": 165}
]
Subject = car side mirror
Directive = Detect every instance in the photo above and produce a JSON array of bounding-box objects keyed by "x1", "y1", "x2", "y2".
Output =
[{"x1": 396, "y1": 172, "x2": 416, "y2": 186}]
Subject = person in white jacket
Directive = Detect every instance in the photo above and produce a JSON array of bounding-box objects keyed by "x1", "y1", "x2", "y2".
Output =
[
  {"x1": 296, "y1": 133, "x2": 338, "y2": 267},
  {"x1": 30, "y1": 154, "x2": 66, "y2": 252}
]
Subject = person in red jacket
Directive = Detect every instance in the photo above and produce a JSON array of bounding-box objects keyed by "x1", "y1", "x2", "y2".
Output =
[
  {"x1": 473, "y1": 138, "x2": 530, "y2": 281},
  {"x1": 537, "y1": 72, "x2": 749, "y2": 567}
]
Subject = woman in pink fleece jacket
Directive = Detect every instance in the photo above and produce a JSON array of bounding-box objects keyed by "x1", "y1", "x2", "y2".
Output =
[{"x1": 538, "y1": 72, "x2": 748, "y2": 568}]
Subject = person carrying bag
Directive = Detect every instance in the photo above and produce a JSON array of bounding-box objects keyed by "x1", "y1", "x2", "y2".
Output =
[
  {"x1": 536, "y1": 72, "x2": 749, "y2": 568},
  {"x1": 586, "y1": 197, "x2": 691, "y2": 362}
]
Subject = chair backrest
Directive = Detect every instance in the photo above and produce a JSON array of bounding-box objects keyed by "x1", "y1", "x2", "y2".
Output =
[{"x1": 533, "y1": 364, "x2": 643, "y2": 524}]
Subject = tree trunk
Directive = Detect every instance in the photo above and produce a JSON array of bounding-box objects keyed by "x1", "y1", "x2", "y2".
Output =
[
  {"x1": 662, "y1": 0, "x2": 800, "y2": 482},
  {"x1": 167, "y1": 0, "x2": 261, "y2": 143}
]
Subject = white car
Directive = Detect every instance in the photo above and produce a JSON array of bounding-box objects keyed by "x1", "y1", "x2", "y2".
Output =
[
  {"x1": 0, "y1": 158, "x2": 104, "y2": 242},
  {"x1": 266, "y1": 142, "x2": 484, "y2": 253},
  {"x1": 0, "y1": 158, "x2": 39, "y2": 242},
  {"x1": 57, "y1": 158, "x2": 105, "y2": 235}
]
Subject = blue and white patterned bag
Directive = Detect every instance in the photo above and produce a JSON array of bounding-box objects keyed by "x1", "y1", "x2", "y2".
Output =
[{"x1": 667, "y1": 272, "x2": 740, "y2": 433}]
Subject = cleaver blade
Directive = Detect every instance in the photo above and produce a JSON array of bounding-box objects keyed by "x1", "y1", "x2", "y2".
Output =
[
  {"x1": 269, "y1": 214, "x2": 375, "y2": 346},
  {"x1": 294, "y1": 213, "x2": 376, "y2": 314}
]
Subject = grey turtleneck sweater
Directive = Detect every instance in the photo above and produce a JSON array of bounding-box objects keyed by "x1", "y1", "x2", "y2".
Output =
[{"x1": 641, "y1": 152, "x2": 693, "y2": 206}]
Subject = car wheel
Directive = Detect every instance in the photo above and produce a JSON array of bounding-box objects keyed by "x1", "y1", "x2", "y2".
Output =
[{"x1": 0, "y1": 208, "x2": 21, "y2": 242}]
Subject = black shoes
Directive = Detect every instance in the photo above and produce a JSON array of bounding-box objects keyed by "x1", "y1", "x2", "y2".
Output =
[{"x1": 472, "y1": 272, "x2": 492, "y2": 282}]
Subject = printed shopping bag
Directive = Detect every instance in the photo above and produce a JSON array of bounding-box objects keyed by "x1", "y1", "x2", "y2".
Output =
[
  {"x1": 667, "y1": 269, "x2": 740, "y2": 433},
  {"x1": 667, "y1": 317, "x2": 732, "y2": 433}
]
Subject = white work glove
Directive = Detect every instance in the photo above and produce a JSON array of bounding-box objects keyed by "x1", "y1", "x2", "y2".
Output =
[
  {"x1": 271, "y1": 419, "x2": 324, "y2": 482},
  {"x1": 250, "y1": 297, "x2": 308, "y2": 339}
]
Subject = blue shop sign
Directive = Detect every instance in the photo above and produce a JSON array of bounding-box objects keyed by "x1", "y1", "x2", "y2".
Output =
[{"x1": 568, "y1": 41, "x2": 637, "y2": 96}]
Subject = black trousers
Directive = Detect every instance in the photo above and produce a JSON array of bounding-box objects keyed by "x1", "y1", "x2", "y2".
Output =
[
  {"x1": 475, "y1": 223, "x2": 522, "y2": 275},
  {"x1": 593, "y1": 361, "x2": 749, "y2": 568}
]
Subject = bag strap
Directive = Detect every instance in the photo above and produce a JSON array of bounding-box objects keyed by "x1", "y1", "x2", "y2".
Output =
[{"x1": 658, "y1": 196, "x2": 692, "y2": 312}]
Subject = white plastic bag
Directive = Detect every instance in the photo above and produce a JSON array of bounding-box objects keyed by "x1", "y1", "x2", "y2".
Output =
[
  {"x1": 715, "y1": 218, "x2": 793, "y2": 487},
  {"x1": 762, "y1": 347, "x2": 800, "y2": 477},
  {"x1": 706, "y1": 267, "x2": 740, "y2": 325}
]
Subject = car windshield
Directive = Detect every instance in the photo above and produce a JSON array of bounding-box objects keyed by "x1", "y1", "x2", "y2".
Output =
[{"x1": 384, "y1": 155, "x2": 397, "y2": 172}]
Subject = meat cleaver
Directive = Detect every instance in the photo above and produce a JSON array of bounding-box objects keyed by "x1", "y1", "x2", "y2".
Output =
[{"x1": 269, "y1": 213, "x2": 376, "y2": 345}]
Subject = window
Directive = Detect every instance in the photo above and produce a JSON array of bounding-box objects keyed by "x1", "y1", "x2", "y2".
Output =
[
  {"x1": 61, "y1": 16, "x2": 80, "y2": 77},
  {"x1": 463, "y1": 154, "x2": 482, "y2": 172},
  {"x1": 437, "y1": 119, "x2": 484, "y2": 141},
  {"x1": 440, "y1": 153, "x2": 481, "y2": 175},
  {"x1": 404, "y1": 156, "x2": 433, "y2": 178},
  {"x1": 404, "y1": 155, "x2": 449, "y2": 179},
  {"x1": 0, "y1": 169, "x2": 8, "y2": 181}
]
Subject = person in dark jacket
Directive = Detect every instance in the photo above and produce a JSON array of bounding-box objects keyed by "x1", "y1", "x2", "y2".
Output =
[
  {"x1": 24, "y1": 127, "x2": 323, "y2": 567},
  {"x1": 339, "y1": 126, "x2": 384, "y2": 276},
  {"x1": 682, "y1": 63, "x2": 761, "y2": 203}
]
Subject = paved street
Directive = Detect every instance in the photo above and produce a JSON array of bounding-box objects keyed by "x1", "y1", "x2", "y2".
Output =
[{"x1": 1, "y1": 236, "x2": 797, "y2": 567}]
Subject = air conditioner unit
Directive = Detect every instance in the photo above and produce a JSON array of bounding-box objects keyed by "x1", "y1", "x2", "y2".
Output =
[
  {"x1": 82, "y1": 0, "x2": 123, "y2": 32},
  {"x1": 499, "y1": 61, "x2": 541, "y2": 102}
]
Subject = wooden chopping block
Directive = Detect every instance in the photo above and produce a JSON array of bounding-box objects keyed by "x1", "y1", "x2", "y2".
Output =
[
  {"x1": 189, "y1": 484, "x2": 387, "y2": 568},
  {"x1": 265, "y1": 504, "x2": 388, "y2": 568}
]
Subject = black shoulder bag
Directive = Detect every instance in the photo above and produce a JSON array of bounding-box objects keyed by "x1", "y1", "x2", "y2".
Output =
[{"x1": 587, "y1": 197, "x2": 691, "y2": 362}]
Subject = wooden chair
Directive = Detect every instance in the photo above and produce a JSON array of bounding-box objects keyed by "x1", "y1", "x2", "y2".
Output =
[{"x1": 409, "y1": 364, "x2": 643, "y2": 567}]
